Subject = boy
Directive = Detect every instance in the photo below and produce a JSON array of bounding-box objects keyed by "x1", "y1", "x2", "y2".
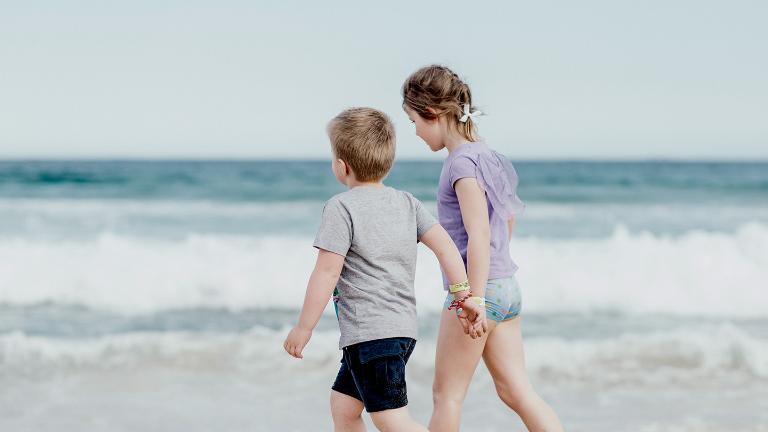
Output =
[{"x1": 283, "y1": 107, "x2": 481, "y2": 431}]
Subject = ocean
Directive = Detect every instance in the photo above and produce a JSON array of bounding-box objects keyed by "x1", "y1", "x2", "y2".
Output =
[{"x1": 1, "y1": 159, "x2": 767, "y2": 431}]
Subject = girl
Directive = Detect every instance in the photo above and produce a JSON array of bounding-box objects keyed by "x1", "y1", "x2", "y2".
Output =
[{"x1": 402, "y1": 65, "x2": 564, "y2": 432}]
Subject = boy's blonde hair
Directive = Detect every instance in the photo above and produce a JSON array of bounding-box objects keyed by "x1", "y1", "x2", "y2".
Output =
[
  {"x1": 402, "y1": 65, "x2": 479, "y2": 142},
  {"x1": 327, "y1": 107, "x2": 396, "y2": 182}
]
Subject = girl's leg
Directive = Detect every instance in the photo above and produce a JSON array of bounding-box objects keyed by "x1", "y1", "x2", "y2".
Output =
[
  {"x1": 428, "y1": 308, "x2": 493, "y2": 432},
  {"x1": 330, "y1": 390, "x2": 366, "y2": 432},
  {"x1": 481, "y1": 316, "x2": 564, "y2": 432}
]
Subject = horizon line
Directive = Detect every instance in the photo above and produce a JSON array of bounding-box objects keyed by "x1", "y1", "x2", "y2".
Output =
[{"x1": 1, "y1": 156, "x2": 767, "y2": 163}]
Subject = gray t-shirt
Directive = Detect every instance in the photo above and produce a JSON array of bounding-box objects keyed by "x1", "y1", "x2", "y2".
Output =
[{"x1": 313, "y1": 185, "x2": 438, "y2": 349}]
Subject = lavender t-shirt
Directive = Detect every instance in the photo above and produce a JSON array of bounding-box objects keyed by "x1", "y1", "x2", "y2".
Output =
[{"x1": 437, "y1": 141, "x2": 525, "y2": 288}]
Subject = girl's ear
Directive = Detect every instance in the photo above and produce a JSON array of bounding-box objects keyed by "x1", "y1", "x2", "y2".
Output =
[{"x1": 425, "y1": 107, "x2": 442, "y2": 124}]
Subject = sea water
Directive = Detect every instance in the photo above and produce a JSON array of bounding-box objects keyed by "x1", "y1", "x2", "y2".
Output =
[{"x1": 1, "y1": 160, "x2": 767, "y2": 431}]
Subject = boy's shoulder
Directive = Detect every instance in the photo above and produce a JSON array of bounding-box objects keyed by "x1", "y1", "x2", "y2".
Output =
[
  {"x1": 322, "y1": 188, "x2": 367, "y2": 206},
  {"x1": 327, "y1": 186, "x2": 416, "y2": 201},
  {"x1": 323, "y1": 187, "x2": 422, "y2": 213},
  {"x1": 324, "y1": 190, "x2": 350, "y2": 205},
  {"x1": 321, "y1": 189, "x2": 358, "y2": 211}
]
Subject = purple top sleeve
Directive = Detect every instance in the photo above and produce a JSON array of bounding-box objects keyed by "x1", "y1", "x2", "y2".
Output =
[
  {"x1": 448, "y1": 151, "x2": 525, "y2": 220},
  {"x1": 448, "y1": 155, "x2": 479, "y2": 187}
]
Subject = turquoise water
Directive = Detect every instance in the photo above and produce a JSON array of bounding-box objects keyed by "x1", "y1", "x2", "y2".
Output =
[
  {"x1": 1, "y1": 159, "x2": 767, "y2": 431},
  {"x1": 1, "y1": 158, "x2": 767, "y2": 319},
  {"x1": 1, "y1": 160, "x2": 766, "y2": 239},
  {"x1": 2, "y1": 160, "x2": 765, "y2": 202}
]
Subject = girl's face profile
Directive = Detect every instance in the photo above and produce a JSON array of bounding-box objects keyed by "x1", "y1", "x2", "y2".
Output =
[{"x1": 405, "y1": 106, "x2": 444, "y2": 152}]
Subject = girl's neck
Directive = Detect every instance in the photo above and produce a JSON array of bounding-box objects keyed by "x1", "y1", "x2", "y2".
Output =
[
  {"x1": 442, "y1": 126, "x2": 476, "y2": 154},
  {"x1": 443, "y1": 136, "x2": 466, "y2": 153}
]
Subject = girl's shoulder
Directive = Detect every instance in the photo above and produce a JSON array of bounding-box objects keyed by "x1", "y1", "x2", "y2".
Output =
[
  {"x1": 454, "y1": 140, "x2": 488, "y2": 156},
  {"x1": 447, "y1": 141, "x2": 509, "y2": 171},
  {"x1": 450, "y1": 141, "x2": 526, "y2": 218}
]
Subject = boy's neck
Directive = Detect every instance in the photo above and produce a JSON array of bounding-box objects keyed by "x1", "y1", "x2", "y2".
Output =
[{"x1": 346, "y1": 179, "x2": 384, "y2": 189}]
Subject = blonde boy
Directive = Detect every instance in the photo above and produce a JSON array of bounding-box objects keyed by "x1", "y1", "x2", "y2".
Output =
[{"x1": 283, "y1": 107, "x2": 478, "y2": 431}]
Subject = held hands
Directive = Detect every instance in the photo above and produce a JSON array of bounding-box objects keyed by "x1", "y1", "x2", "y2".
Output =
[
  {"x1": 283, "y1": 326, "x2": 312, "y2": 359},
  {"x1": 456, "y1": 298, "x2": 489, "y2": 339}
]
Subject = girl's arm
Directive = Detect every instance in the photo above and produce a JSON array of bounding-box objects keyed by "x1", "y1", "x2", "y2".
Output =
[
  {"x1": 454, "y1": 178, "x2": 491, "y2": 300},
  {"x1": 283, "y1": 248, "x2": 345, "y2": 359},
  {"x1": 508, "y1": 216, "x2": 516, "y2": 241}
]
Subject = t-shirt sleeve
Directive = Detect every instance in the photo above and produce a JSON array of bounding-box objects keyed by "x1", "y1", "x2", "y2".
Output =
[
  {"x1": 414, "y1": 198, "x2": 438, "y2": 240},
  {"x1": 313, "y1": 199, "x2": 352, "y2": 256},
  {"x1": 448, "y1": 155, "x2": 478, "y2": 188}
]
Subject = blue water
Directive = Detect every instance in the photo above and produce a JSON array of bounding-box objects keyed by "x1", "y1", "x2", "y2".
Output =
[
  {"x1": 1, "y1": 159, "x2": 766, "y2": 202},
  {"x1": 1, "y1": 160, "x2": 766, "y2": 240},
  {"x1": 1, "y1": 159, "x2": 767, "y2": 431}
]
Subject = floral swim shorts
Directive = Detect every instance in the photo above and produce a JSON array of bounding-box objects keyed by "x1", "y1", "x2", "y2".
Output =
[{"x1": 443, "y1": 276, "x2": 522, "y2": 322}]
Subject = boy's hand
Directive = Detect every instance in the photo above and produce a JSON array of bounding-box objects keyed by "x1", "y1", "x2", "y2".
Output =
[{"x1": 283, "y1": 326, "x2": 313, "y2": 359}]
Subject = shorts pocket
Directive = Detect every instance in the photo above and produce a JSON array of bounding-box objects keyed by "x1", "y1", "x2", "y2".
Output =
[
  {"x1": 357, "y1": 338, "x2": 409, "y2": 364},
  {"x1": 356, "y1": 339, "x2": 410, "y2": 388}
]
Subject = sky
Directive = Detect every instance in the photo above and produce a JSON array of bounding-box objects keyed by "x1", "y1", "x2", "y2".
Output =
[{"x1": 1, "y1": 0, "x2": 766, "y2": 160}]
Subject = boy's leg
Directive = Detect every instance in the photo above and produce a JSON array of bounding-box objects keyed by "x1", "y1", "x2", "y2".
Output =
[
  {"x1": 331, "y1": 390, "x2": 366, "y2": 432},
  {"x1": 345, "y1": 338, "x2": 427, "y2": 432},
  {"x1": 332, "y1": 351, "x2": 367, "y2": 431},
  {"x1": 369, "y1": 406, "x2": 427, "y2": 432}
]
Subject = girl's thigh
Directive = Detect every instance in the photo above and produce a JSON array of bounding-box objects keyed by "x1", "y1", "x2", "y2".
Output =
[
  {"x1": 433, "y1": 308, "x2": 493, "y2": 396},
  {"x1": 481, "y1": 316, "x2": 532, "y2": 389}
]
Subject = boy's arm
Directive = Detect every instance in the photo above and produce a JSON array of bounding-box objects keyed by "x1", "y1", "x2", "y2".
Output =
[
  {"x1": 420, "y1": 224, "x2": 486, "y2": 338},
  {"x1": 419, "y1": 224, "x2": 468, "y2": 292},
  {"x1": 283, "y1": 248, "x2": 345, "y2": 359}
]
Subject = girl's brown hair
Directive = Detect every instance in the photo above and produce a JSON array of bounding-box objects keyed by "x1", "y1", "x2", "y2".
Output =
[{"x1": 402, "y1": 65, "x2": 479, "y2": 142}]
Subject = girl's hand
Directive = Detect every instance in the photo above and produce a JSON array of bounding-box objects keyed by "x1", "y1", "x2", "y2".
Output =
[
  {"x1": 470, "y1": 306, "x2": 488, "y2": 338},
  {"x1": 457, "y1": 300, "x2": 488, "y2": 339},
  {"x1": 283, "y1": 326, "x2": 312, "y2": 358}
]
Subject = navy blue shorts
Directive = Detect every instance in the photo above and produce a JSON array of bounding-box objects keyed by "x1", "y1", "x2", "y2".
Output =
[{"x1": 332, "y1": 337, "x2": 416, "y2": 412}]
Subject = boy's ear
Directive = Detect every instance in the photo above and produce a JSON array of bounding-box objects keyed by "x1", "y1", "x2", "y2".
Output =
[
  {"x1": 337, "y1": 158, "x2": 351, "y2": 176},
  {"x1": 427, "y1": 107, "x2": 439, "y2": 117}
]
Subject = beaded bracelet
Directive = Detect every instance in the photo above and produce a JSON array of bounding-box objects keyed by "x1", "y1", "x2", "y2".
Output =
[{"x1": 447, "y1": 294, "x2": 472, "y2": 311}]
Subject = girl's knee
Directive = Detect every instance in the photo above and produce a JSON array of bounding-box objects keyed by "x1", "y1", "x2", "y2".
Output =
[
  {"x1": 494, "y1": 379, "x2": 535, "y2": 410},
  {"x1": 432, "y1": 387, "x2": 466, "y2": 409}
]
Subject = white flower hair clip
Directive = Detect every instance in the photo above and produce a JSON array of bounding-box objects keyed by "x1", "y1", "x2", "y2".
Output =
[{"x1": 459, "y1": 104, "x2": 482, "y2": 123}]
